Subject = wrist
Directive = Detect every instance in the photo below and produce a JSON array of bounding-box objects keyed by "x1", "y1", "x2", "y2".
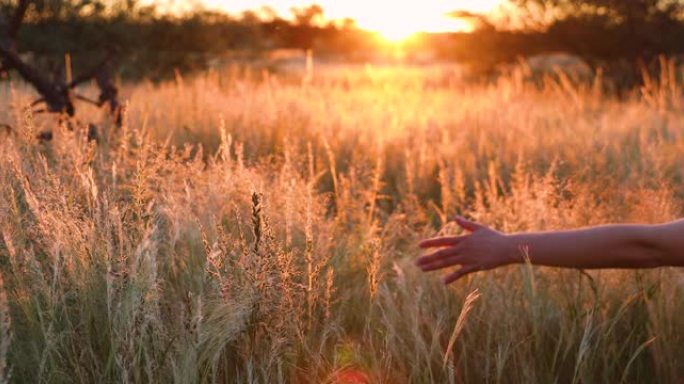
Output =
[{"x1": 504, "y1": 234, "x2": 527, "y2": 265}]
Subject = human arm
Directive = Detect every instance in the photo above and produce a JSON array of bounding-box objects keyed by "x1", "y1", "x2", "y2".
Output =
[{"x1": 417, "y1": 216, "x2": 684, "y2": 284}]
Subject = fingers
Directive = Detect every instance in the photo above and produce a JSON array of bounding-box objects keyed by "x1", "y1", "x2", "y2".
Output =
[
  {"x1": 416, "y1": 244, "x2": 463, "y2": 268},
  {"x1": 416, "y1": 215, "x2": 487, "y2": 284},
  {"x1": 419, "y1": 235, "x2": 468, "y2": 249},
  {"x1": 419, "y1": 255, "x2": 463, "y2": 271},
  {"x1": 418, "y1": 216, "x2": 482, "y2": 250},
  {"x1": 443, "y1": 265, "x2": 480, "y2": 285},
  {"x1": 454, "y1": 215, "x2": 483, "y2": 232}
]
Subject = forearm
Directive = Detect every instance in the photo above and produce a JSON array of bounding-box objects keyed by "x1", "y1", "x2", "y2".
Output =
[
  {"x1": 418, "y1": 218, "x2": 684, "y2": 283},
  {"x1": 507, "y1": 224, "x2": 674, "y2": 269}
]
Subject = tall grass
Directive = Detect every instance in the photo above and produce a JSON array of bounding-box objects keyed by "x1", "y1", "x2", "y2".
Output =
[{"x1": 0, "y1": 63, "x2": 683, "y2": 382}]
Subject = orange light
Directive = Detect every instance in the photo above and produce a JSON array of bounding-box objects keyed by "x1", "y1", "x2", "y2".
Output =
[
  {"x1": 357, "y1": 7, "x2": 477, "y2": 41},
  {"x1": 200, "y1": 0, "x2": 502, "y2": 36},
  {"x1": 377, "y1": 27, "x2": 417, "y2": 43}
]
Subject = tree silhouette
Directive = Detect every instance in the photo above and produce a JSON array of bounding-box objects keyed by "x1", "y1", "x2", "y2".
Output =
[
  {"x1": 267, "y1": 5, "x2": 326, "y2": 51},
  {"x1": 0, "y1": 0, "x2": 122, "y2": 130},
  {"x1": 513, "y1": 0, "x2": 684, "y2": 61},
  {"x1": 291, "y1": 4, "x2": 324, "y2": 27}
]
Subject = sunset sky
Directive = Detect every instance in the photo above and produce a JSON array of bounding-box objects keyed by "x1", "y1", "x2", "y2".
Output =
[{"x1": 158, "y1": 0, "x2": 506, "y2": 38}]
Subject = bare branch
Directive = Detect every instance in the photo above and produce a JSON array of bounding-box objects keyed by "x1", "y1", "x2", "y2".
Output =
[
  {"x1": 0, "y1": 1, "x2": 119, "y2": 126},
  {"x1": 69, "y1": 47, "x2": 119, "y2": 88},
  {"x1": 69, "y1": 48, "x2": 122, "y2": 126},
  {"x1": 0, "y1": 0, "x2": 75, "y2": 116},
  {"x1": 94, "y1": 60, "x2": 121, "y2": 119},
  {"x1": 0, "y1": 43, "x2": 73, "y2": 114},
  {"x1": 74, "y1": 93, "x2": 100, "y2": 106}
]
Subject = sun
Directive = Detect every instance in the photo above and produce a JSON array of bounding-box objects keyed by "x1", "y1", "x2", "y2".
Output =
[
  {"x1": 377, "y1": 25, "x2": 418, "y2": 43},
  {"x1": 349, "y1": 4, "x2": 481, "y2": 43},
  {"x1": 369, "y1": 16, "x2": 476, "y2": 43},
  {"x1": 199, "y1": 1, "x2": 504, "y2": 39}
]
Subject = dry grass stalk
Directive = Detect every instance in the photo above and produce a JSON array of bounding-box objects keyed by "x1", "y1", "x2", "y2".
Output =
[
  {"x1": 443, "y1": 288, "x2": 481, "y2": 368},
  {"x1": 0, "y1": 64, "x2": 681, "y2": 382}
]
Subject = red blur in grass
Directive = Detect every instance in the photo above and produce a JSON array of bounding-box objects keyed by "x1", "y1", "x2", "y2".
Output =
[{"x1": 329, "y1": 368, "x2": 371, "y2": 384}]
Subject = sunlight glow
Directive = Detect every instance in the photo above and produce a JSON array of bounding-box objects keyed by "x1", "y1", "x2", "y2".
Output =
[
  {"x1": 376, "y1": 26, "x2": 418, "y2": 43},
  {"x1": 371, "y1": 15, "x2": 477, "y2": 43},
  {"x1": 195, "y1": 0, "x2": 504, "y2": 35},
  {"x1": 360, "y1": 5, "x2": 479, "y2": 43}
]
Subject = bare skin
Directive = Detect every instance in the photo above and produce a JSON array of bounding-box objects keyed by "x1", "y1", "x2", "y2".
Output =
[{"x1": 417, "y1": 216, "x2": 684, "y2": 284}]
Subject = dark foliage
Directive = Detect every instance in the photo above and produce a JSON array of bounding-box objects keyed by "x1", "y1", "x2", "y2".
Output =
[{"x1": 3, "y1": 0, "x2": 684, "y2": 87}]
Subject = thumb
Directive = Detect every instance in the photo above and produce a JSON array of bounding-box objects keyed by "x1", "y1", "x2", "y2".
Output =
[{"x1": 454, "y1": 215, "x2": 483, "y2": 232}]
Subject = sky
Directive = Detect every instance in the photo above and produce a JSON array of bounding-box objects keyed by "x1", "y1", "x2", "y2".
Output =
[{"x1": 156, "y1": 0, "x2": 506, "y2": 37}]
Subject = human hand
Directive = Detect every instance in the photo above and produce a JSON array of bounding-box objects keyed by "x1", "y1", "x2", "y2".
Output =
[{"x1": 417, "y1": 216, "x2": 516, "y2": 284}]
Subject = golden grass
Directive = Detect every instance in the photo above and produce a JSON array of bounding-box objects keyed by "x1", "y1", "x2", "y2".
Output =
[{"x1": 0, "y1": 63, "x2": 683, "y2": 383}]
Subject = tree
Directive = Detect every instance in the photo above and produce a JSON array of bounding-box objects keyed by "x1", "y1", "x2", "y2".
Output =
[
  {"x1": 270, "y1": 5, "x2": 326, "y2": 51},
  {"x1": 290, "y1": 4, "x2": 324, "y2": 27},
  {"x1": 0, "y1": 0, "x2": 122, "y2": 132},
  {"x1": 513, "y1": 0, "x2": 684, "y2": 23},
  {"x1": 512, "y1": 0, "x2": 684, "y2": 61},
  {"x1": 507, "y1": 0, "x2": 684, "y2": 91}
]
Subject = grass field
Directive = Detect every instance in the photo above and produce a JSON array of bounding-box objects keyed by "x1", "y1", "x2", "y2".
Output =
[{"x1": 0, "y1": 63, "x2": 683, "y2": 383}]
